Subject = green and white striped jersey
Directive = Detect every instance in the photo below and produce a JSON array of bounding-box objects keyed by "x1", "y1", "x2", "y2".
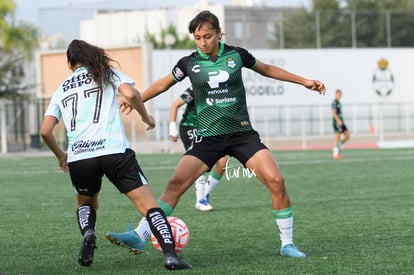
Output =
[{"x1": 171, "y1": 42, "x2": 257, "y2": 137}]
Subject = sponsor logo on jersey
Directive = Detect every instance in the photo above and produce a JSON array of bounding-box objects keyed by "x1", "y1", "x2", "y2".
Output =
[
  {"x1": 182, "y1": 91, "x2": 193, "y2": 103},
  {"x1": 191, "y1": 64, "x2": 200, "y2": 73},
  {"x1": 205, "y1": 98, "x2": 214, "y2": 106},
  {"x1": 173, "y1": 66, "x2": 185, "y2": 80},
  {"x1": 63, "y1": 71, "x2": 93, "y2": 92},
  {"x1": 183, "y1": 94, "x2": 193, "y2": 102},
  {"x1": 207, "y1": 70, "x2": 229, "y2": 88},
  {"x1": 227, "y1": 57, "x2": 236, "y2": 69},
  {"x1": 205, "y1": 97, "x2": 236, "y2": 106},
  {"x1": 207, "y1": 88, "x2": 229, "y2": 95},
  {"x1": 72, "y1": 139, "x2": 106, "y2": 155}
]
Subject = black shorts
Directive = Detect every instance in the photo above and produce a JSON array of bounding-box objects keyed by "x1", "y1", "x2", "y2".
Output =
[
  {"x1": 179, "y1": 125, "x2": 198, "y2": 150},
  {"x1": 333, "y1": 122, "x2": 348, "y2": 133},
  {"x1": 184, "y1": 130, "x2": 268, "y2": 170},
  {"x1": 68, "y1": 148, "x2": 147, "y2": 196}
]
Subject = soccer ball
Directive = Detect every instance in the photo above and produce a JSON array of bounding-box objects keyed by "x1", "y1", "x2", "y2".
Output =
[{"x1": 151, "y1": 216, "x2": 190, "y2": 253}]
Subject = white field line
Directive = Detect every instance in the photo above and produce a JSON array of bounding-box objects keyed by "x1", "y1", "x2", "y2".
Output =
[{"x1": 1, "y1": 153, "x2": 413, "y2": 176}]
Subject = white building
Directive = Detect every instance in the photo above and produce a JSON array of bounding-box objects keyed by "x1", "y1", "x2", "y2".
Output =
[{"x1": 79, "y1": 1, "x2": 293, "y2": 49}]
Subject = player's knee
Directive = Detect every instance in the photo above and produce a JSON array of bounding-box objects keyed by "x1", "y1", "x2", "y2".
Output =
[
  {"x1": 268, "y1": 175, "x2": 286, "y2": 192},
  {"x1": 275, "y1": 174, "x2": 284, "y2": 184}
]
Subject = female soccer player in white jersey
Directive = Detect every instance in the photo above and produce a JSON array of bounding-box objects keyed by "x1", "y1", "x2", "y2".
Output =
[
  {"x1": 40, "y1": 39, "x2": 191, "y2": 270},
  {"x1": 106, "y1": 10, "x2": 326, "y2": 259}
]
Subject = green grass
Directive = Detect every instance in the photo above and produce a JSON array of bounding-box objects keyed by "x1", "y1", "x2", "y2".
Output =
[{"x1": 0, "y1": 148, "x2": 413, "y2": 274}]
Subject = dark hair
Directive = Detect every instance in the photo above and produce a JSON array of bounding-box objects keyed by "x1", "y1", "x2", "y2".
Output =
[
  {"x1": 66, "y1": 39, "x2": 118, "y2": 87},
  {"x1": 188, "y1": 10, "x2": 221, "y2": 34}
]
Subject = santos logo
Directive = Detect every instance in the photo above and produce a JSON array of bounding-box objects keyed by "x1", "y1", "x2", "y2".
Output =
[{"x1": 208, "y1": 70, "x2": 229, "y2": 88}]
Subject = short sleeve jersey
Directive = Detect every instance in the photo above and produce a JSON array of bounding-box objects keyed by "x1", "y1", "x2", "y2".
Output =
[
  {"x1": 171, "y1": 42, "x2": 256, "y2": 137},
  {"x1": 331, "y1": 99, "x2": 343, "y2": 121},
  {"x1": 44, "y1": 67, "x2": 131, "y2": 162},
  {"x1": 179, "y1": 87, "x2": 198, "y2": 127}
]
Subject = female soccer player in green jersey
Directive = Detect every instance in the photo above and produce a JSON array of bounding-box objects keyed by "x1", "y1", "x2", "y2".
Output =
[
  {"x1": 107, "y1": 10, "x2": 326, "y2": 259},
  {"x1": 332, "y1": 89, "x2": 350, "y2": 159}
]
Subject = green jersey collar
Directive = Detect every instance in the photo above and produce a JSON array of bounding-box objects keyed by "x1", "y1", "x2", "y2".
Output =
[{"x1": 197, "y1": 42, "x2": 224, "y2": 59}]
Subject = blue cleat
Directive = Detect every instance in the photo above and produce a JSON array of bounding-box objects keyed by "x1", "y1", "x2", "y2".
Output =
[
  {"x1": 280, "y1": 243, "x2": 306, "y2": 258},
  {"x1": 105, "y1": 228, "x2": 145, "y2": 254}
]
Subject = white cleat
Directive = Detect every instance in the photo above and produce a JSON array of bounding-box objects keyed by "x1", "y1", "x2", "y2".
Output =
[{"x1": 195, "y1": 198, "x2": 213, "y2": 211}]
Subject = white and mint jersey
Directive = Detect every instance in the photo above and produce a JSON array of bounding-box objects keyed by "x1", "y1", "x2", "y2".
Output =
[
  {"x1": 171, "y1": 42, "x2": 256, "y2": 137},
  {"x1": 45, "y1": 67, "x2": 132, "y2": 162}
]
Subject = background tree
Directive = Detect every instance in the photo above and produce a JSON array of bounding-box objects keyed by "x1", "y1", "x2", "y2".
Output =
[
  {"x1": 314, "y1": 0, "x2": 353, "y2": 47},
  {"x1": 280, "y1": 7, "x2": 316, "y2": 48},
  {"x1": 0, "y1": 0, "x2": 38, "y2": 99},
  {"x1": 347, "y1": 0, "x2": 414, "y2": 47},
  {"x1": 276, "y1": 0, "x2": 414, "y2": 48},
  {"x1": 146, "y1": 24, "x2": 195, "y2": 49}
]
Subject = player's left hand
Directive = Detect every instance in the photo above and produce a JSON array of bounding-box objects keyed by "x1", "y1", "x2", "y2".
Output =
[{"x1": 142, "y1": 115, "x2": 155, "y2": 130}]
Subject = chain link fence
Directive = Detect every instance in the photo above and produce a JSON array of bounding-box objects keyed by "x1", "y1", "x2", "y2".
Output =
[{"x1": 1, "y1": 97, "x2": 414, "y2": 153}]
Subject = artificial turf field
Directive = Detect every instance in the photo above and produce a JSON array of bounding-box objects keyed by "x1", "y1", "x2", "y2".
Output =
[{"x1": 0, "y1": 148, "x2": 412, "y2": 274}]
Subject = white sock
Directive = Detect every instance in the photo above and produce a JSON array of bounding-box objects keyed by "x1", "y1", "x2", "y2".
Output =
[
  {"x1": 333, "y1": 146, "x2": 340, "y2": 156},
  {"x1": 206, "y1": 175, "x2": 220, "y2": 195},
  {"x1": 195, "y1": 174, "x2": 206, "y2": 202},
  {"x1": 276, "y1": 217, "x2": 293, "y2": 247},
  {"x1": 134, "y1": 217, "x2": 151, "y2": 240}
]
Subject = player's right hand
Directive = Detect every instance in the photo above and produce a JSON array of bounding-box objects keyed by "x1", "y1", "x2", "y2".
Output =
[
  {"x1": 118, "y1": 96, "x2": 133, "y2": 115},
  {"x1": 58, "y1": 152, "x2": 69, "y2": 173}
]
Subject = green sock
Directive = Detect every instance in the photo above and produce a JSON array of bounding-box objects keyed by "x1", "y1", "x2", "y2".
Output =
[
  {"x1": 157, "y1": 199, "x2": 173, "y2": 216},
  {"x1": 210, "y1": 170, "x2": 222, "y2": 180},
  {"x1": 272, "y1": 207, "x2": 293, "y2": 219}
]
